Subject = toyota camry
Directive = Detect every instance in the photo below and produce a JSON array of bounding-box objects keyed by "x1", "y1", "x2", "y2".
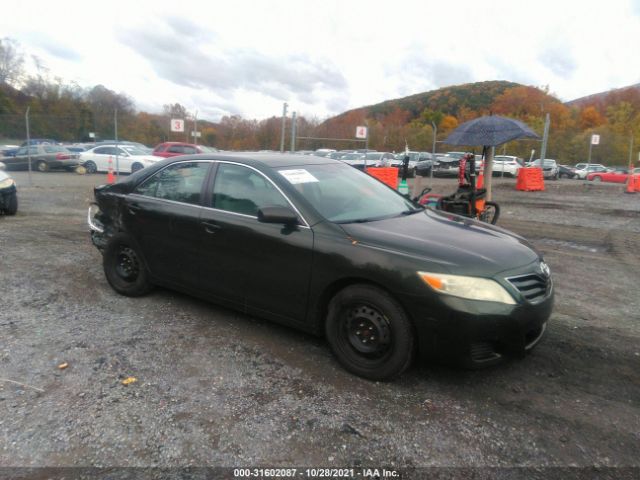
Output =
[{"x1": 87, "y1": 153, "x2": 553, "y2": 380}]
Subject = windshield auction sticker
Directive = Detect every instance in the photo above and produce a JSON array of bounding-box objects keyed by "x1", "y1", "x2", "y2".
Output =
[{"x1": 279, "y1": 169, "x2": 319, "y2": 184}]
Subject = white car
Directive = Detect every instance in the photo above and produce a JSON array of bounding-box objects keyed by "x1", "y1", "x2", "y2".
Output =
[
  {"x1": 80, "y1": 145, "x2": 162, "y2": 174},
  {"x1": 492, "y1": 155, "x2": 522, "y2": 177}
]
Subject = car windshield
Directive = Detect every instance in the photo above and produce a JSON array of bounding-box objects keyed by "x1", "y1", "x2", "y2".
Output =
[
  {"x1": 278, "y1": 163, "x2": 421, "y2": 223},
  {"x1": 121, "y1": 146, "x2": 147, "y2": 156},
  {"x1": 365, "y1": 153, "x2": 382, "y2": 159}
]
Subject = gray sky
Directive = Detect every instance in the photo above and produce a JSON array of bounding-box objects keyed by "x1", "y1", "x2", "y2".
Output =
[{"x1": 2, "y1": 0, "x2": 639, "y2": 121}]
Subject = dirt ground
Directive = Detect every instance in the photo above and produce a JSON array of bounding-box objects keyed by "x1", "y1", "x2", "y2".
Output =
[{"x1": 0, "y1": 170, "x2": 639, "y2": 477}]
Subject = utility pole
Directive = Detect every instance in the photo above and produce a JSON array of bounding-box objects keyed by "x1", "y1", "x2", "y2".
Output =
[
  {"x1": 539, "y1": 113, "x2": 550, "y2": 163},
  {"x1": 430, "y1": 121, "x2": 437, "y2": 180},
  {"x1": 280, "y1": 102, "x2": 288, "y2": 153},
  {"x1": 114, "y1": 108, "x2": 119, "y2": 179},
  {"x1": 290, "y1": 112, "x2": 297, "y2": 153},
  {"x1": 25, "y1": 106, "x2": 32, "y2": 186},
  {"x1": 194, "y1": 110, "x2": 198, "y2": 146}
]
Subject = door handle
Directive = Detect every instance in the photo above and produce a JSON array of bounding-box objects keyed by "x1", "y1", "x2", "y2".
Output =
[
  {"x1": 202, "y1": 221, "x2": 221, "y2": 234},
  {"x1": 128, "y1": 203, "x2": 141, "y2": 215}
]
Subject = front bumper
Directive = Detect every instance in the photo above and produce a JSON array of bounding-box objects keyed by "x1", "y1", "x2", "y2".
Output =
[{"x1": 399, "y1": 284, "x2": 554, "y2": 368}]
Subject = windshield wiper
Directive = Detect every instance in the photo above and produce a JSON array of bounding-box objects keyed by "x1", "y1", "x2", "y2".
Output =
[{"x1": 400, "y1": 207, "x2": 425, "y2": 215}]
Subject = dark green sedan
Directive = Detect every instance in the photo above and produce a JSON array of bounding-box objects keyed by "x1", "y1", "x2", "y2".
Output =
[{"x1": 88, "y1": 153, "x2": 553, "y2": 380}]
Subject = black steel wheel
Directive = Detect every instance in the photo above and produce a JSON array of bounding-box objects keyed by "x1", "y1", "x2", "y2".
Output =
[
  {"x1": 480, "y1": 201, "x2": 500, "y2": 225},
  {"x1": 103, "y1": 233, "x2": 153, "y2": 296},
  {"x1": 84, "y1": 161, "x2": 97, "y2": 174},
  {"x1": 326, "y1": 284, "x2": 415, "y2": 380}
]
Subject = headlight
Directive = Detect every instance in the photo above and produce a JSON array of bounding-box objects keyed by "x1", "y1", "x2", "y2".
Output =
[
  {"x1": 0, "y1": 178, "x2": 15, "y2": 189},
  {"x1": 87, "y1": 204, "x2": 104, "y2": 233},
  {"x1": 418, "y1": 271, "x2": 516, "y2": 304}
]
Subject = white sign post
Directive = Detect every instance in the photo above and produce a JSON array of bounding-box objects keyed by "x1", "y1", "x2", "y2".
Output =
[
  {"x1": 356, "y1": 125, "x2": 369, "y2": 168},
  {"x1": 171, "y1": 119, "x2": 185, "y2": 132},
  {"x1": 586, "y1": 134, "x2": 600, "y2": 179}
]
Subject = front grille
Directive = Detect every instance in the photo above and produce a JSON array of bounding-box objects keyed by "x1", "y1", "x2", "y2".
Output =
[{"x1": 506, "y1": 273, "x2": 551, "y2": 303}]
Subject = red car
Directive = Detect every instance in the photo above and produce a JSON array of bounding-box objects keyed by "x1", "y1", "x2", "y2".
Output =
[
  {"x1": 152, "y1": 142, "x2": 217, "y2": 158},
  {"x1": 587, "y1": 168, "x2": 640, "y2": 183}
]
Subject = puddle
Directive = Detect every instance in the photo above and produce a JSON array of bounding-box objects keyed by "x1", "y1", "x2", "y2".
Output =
[{"x1": 535, "y1": 238, "x2": 607, "y2": 253}]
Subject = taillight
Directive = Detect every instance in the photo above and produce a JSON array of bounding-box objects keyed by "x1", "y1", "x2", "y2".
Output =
[{"x1": 56, "y1": 153, "x2": 71, "y2": 160}]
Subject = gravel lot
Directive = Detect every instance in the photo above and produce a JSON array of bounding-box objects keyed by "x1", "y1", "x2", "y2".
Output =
[{"x1": 1, "y1": 171, "x2": 639, "y2": 476}]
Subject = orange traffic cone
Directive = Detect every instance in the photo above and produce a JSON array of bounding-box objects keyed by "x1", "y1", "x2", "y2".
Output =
[
  {"x1": 107, "y1": 156, "x2": 115, "y2": 184},
  {"x1": 477, "y1": 169, "x2": 484, "y2": 189},
  {"x1": 625, "y1": 174, "x2": 636, "y2": 194}
]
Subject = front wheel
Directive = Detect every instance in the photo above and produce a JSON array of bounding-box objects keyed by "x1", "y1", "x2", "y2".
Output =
[
  {"x1": 479, "y1": 201, "x2": 500, "y2": 225},
  {"x1": 325, "y1": 284, "x2": 415, "y2": 380},
  {"x1": 131, "y1": 163, "x2": 144, "y2": 173},
  {"x1": 36, "y1": 161, "x2": 49, "y2": 172},
  {"x1": 84, "y1": 160, "x2": 97, "y2": 174},
  {"x1": 103, "y1": 233, "x2": 153, "y2": 296},
  {"x1": 3, "y1": 192, "x2": 17, "y2": 215}
]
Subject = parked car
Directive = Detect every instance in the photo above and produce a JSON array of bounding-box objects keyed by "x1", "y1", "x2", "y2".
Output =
[
  {"x1": 492, "y1": 155, "x2": 521, "y2": 177},
  {"x1": 587, "y1": 167, "x2": 640, "y2": 183},
  {"x1": 573, "y1": 163, "x2": 606, "y2": 179},
  {"x1": 432, "y1": 154, "x2": 460, "y2": 176},
  {"x1": 529, "y1": 159, "x2": 559, "y2": 180},
  {"x1": 0, "y1": 162, "x2": 18, "y2": 215},
  {"x1": 389, "y1": 152, "x2": 421, "y2": 177},
  {"x1": 95, "y1": 140, "x2": 153, "y2": 155},
  {"x1": 152, "y1": 142, "x2": 216, "y2": 158},
  {"x1": 338, "y1": 152, "x2": 366, "y2": 169},
  {"x1": 80, "y1": 145, "x2": 163, "y2": 174},
  {"x1": 558, "y1": 165, "x2": 578, "y2": 179},
  {"x1": 1, "y1": 145, "x2": 80, "y2": 172},
  {"x1": 88, "y1": 153, "x2": 553, "y2": 380},
  {"x1": 0, "y1": 144, "x2": 20, "y2": 157},
  {"x1": 21, "y1": 138, "x2": 58, "y2": 146}
]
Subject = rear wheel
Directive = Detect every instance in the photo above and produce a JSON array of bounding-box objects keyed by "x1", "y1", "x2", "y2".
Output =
[
  {"x1": 36, "y1": 161, "x2": 49, "y2": 172},
  {"x1": 103, "y1": 233, "x2": 153, "y2": 296},
  {"x1": 479, "y1": 201, "x2": 500, "y2": 225},
  {"x1": 131, "y1": 162, "x2": 144, "y2": 173},
  {"x1": 325, "y1": 284, "x2": 415, "y2": 380}
]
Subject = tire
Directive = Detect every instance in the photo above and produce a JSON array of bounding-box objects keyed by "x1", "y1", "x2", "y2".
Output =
[
  {"x1": 36, "y1": 161, "x2": 49, "y2": 172},
  {"x1": 4, "y1": 192, "x2": 17, "y2": 215},
  {"x1": 131, "y1": 163, "x2": 144, "y2": 173},
  {"x1": 84, "y1": 161, "x2": 97, "y2": 174},
  {"x1": 103, "y1": 233, "x2": 153, "y2": 297},
  {"x1": 559, "y1": 173, "x2": 567, "y2": 179},
  {"x1": 325, "y1": 284, "x2": 415, "y2": 380},
  {"x1": 592, "y1": 176, "x2": 602, "y2": 182},
  {"x1": 480, "y1": 201, "x2": 500, "y2": 225}
]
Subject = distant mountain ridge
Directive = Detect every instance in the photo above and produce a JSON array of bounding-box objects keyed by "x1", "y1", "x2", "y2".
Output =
[{"x1": 565, "y1": 83, "x2": 640, "y2": 108}]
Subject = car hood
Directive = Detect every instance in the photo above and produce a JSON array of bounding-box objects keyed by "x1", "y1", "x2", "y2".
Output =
[{"x1": 339, "y1": 208, "x2": 540, "y2": 276}]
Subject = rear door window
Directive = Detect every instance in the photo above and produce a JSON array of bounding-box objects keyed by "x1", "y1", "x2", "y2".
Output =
[{"x1": 134, "y1": 162, "x2": 210, "y2": 205}]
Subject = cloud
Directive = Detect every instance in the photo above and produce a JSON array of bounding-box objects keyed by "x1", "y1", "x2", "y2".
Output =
[
  {"x1": 25, "y1": 33, "x2": 82, "y2": 61},
  {"x1": 538, "y1": 45, "x2": 577, "y2": 78},
  {"x1": 115, "y1": 20, "x2": 348, "y2": 113}
]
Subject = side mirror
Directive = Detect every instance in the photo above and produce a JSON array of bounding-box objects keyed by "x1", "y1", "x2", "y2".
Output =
[{"x1": 258, "y1": 206, "x2": 299, "y2": 226}]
